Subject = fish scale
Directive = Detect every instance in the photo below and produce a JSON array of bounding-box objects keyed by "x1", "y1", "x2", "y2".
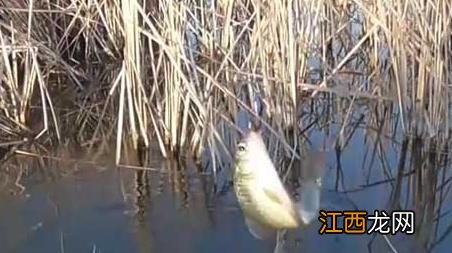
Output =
[{"x1": 234, "y1": 160, "x2": 299, "y2": 230}]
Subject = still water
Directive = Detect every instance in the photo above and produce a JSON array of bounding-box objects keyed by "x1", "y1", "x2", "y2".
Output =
[{"x1": 1, "y1": 124, "x2": 451, "y2": 253}]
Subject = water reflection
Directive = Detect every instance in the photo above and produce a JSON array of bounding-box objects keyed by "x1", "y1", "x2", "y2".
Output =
[
  {"x1": 0, "y1": 113, "x2": 452, "y2": 252},
  {"x1": 132, "y1": 146, "x2": 153, "y2": 253}
]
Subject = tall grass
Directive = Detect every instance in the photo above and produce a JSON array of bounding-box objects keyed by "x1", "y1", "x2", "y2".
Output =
[{"x1": 0, "y1": 0, "x2": 451, "y2": 167}]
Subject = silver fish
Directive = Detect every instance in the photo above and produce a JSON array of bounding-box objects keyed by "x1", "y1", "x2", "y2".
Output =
[{"x1": 233, "y1": 130, "x2": 325, "y2": 239}]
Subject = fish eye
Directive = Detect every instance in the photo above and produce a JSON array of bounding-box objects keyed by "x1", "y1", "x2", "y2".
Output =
[
  {"x1": 315, "y1": 177, "x2": 322, "y2": 186},
  {"x1": 237, "y1": 143, "x2": 246, "y2": 152}
]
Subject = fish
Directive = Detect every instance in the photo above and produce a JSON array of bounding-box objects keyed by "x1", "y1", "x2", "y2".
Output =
[{"x1": 233, "y1": 130, "x2": 325, "y2": 240}]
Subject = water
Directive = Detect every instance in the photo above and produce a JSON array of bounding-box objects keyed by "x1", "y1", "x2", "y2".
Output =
[{"x1": 1, "y1": 125, "x2": 452, "y2": 253}]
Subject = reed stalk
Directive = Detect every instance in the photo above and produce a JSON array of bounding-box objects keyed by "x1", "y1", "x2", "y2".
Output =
[{"x1": 0, "y1": 0, "x2": 450, "y2": 167}]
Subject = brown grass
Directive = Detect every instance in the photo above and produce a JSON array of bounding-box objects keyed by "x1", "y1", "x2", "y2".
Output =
[{"x1": 0, "y1": 0, "x2": 450, "y2": 166}]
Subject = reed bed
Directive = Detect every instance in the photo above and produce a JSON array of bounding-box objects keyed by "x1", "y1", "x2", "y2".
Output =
[
  {"x1": 2, "y1": 3, "x2": 452, "y2": 251},
  {"x1": 0, "y1": 0, "x2": 451, "y2": 169}
]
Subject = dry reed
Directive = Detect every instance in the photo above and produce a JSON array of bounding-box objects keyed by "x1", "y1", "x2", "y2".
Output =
[{"x1": 0, "y1": 0, "x2": 450, "y2": 168}]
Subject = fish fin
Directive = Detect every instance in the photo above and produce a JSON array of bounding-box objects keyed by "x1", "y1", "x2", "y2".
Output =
[
  {"x1": 295, "y1": 150, "x2": 326, "y2": 224},
  {"x1": 301, "y1": 151, "x2": 327, "y2": 180},
  {"x1": 263, "y1": 184, "x2": 294, "y2": 208},
  {"x1": 245, "y1": 217, "x2": 275, "y2": 240},
  {"x1": 296, "y1": 182, "x2": 321, "y2": 224},
  {"x1": 263, "y1": 187, "x2": 284, "y2": 205},
  {"x1": 263, "y1": 186, "x2": 300, "y2": 225}
]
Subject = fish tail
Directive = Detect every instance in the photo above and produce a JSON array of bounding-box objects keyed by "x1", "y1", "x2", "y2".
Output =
[{"x1": 296, "y1": 180, "x2": 321, "y2": 224}]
